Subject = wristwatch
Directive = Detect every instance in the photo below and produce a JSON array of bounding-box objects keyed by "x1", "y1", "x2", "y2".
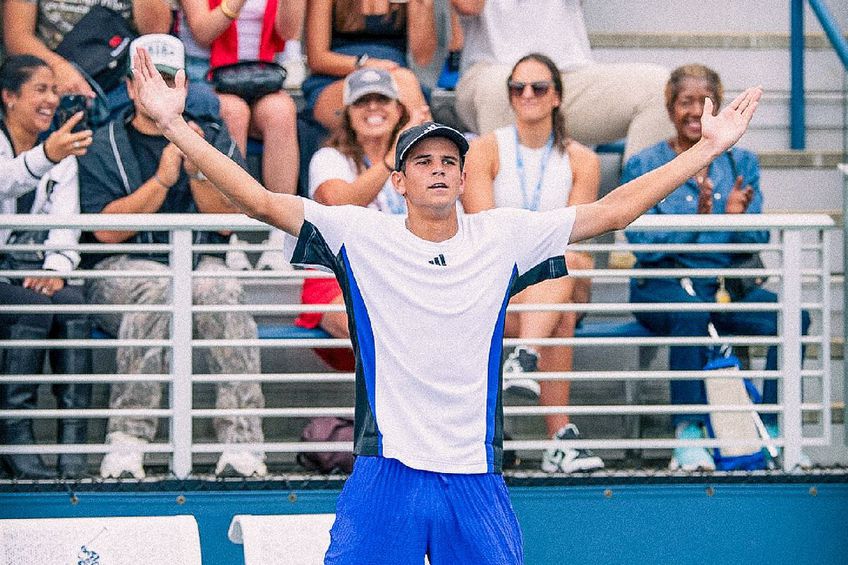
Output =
[{"x1": 355, "y1": 53, "x2": 370, "y2": 69}]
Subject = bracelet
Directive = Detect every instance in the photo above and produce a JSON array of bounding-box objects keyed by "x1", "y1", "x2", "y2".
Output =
[
  {"x1": 354, "y1": 53, "x2": 370, "y2": 70},
  {"x1": 153, "y1": 174, "x2": 171, "y2": 190},
  {"x1": 219, "y1": 0, "x2": 239, "y2": 20}
]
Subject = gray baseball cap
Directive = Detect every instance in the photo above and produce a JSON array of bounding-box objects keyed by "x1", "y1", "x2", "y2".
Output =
[{"x1": 343, "y1": 68, "x2": 399, "y2": 106}]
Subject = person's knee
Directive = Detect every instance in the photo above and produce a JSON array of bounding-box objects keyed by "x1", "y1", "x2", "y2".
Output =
[
  {"x1": 390, "y1": 67, "x2": 422, "y2": 93},
  {"x1": 667, "y1": 311, "x2": 710, "y2": 334},
  {"x1": 219, "y1": 95, "x2": 251, "y2": 131},
  {"x1": 255, "y1": 92, "x2": 297, "y2": 130}
]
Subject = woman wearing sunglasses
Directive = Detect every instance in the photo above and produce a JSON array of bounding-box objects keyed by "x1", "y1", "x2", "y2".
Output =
[{"x1": 462, "y1": 52, "x2": 602, "y2": 474}]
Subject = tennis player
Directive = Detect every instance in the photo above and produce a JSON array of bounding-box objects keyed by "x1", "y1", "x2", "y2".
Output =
[{"x1": 130, "y1": 46, "x2": 761, "y2": 564}]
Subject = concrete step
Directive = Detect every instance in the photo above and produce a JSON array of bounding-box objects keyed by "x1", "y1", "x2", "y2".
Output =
[{"x1": 583, "y1": 1, "x2": 848, "y2": 34}]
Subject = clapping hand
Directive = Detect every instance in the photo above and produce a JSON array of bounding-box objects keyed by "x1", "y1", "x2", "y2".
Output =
[
  {"x1": 696, "y1": 176, "x2": 714, "y2": 214},
  {"x1": 699, "y1": 86, "x2": 762, "y2": 157},
  {"x1": 132, "y1": 48, "x2": 187, "y2": 131},
  {"x1": 725, "y1": 175, "x2": 754, "y2": 214}
]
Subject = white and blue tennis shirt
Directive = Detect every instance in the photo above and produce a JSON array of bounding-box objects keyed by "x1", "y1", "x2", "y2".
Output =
[{"x1": 284, "y1": 199, "x2": 576, "y2": 474}]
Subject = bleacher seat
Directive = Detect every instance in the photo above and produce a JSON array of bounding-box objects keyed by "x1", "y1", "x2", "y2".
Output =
[
  {"x1": 228, "y1": 514, "x2": 335, "y2": 565},
  {"x1": 0, "y1": 515, "x2": 202, "y2": 564}
]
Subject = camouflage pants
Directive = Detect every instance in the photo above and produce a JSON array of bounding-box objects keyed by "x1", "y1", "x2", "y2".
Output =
[{"x1": 86, "y1": 255, "x2": 264, "y2": 444}]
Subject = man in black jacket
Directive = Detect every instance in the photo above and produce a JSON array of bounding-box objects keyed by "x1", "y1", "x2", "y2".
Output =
[{"x1": 78, "y1": 35, "x2": 267, "y2": 479}]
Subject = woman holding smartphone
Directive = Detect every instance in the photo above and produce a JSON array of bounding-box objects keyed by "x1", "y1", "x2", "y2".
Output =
[{"x1": 0, "y1": 54, "x2": 94, "y2": 479}]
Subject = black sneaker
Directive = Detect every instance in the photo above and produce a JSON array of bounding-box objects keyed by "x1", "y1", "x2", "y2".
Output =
[{"x1": 502, "y1": 346, "x2": 541, "y2": 399}]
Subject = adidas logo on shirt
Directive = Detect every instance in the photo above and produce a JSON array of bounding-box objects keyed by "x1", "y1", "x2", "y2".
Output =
[{"x1": 428, "y1": 254, "x2": 447, "y2": 266}]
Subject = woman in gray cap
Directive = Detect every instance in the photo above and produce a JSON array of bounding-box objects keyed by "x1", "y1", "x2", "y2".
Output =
[{"x1": 295, "y1": 67, "x2": 429, "y2": 371}]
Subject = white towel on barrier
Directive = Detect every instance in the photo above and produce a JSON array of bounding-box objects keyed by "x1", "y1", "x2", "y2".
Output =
[
  {"x1": 229, "y1": 514, "x2": 335, "y2": 565},
  {"x1": 0, "y1": 515, "x2": 202, "y2": 565}
]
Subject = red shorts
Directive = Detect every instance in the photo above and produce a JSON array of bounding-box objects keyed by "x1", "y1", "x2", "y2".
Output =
[{"x1": 295, "y1": 276, "x2": 354, "y2": 371}]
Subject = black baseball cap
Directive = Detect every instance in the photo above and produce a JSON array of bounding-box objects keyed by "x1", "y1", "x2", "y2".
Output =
[{"x1": 394, "y1": 122, "x2": 469, "y2": 171}]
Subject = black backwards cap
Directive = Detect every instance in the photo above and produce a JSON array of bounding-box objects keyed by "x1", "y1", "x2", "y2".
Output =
[{"x1": 393, "y1": 122, "x2": 469, "y2": 171}]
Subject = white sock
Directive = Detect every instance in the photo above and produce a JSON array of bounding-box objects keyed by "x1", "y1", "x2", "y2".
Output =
[{"x1": 282, "y1": 40, "x2": 302, "y2": 61}]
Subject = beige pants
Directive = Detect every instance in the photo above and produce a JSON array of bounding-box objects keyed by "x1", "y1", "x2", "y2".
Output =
[{"x1": 456, "y1": 61, "x2": 675, "y2": 162}]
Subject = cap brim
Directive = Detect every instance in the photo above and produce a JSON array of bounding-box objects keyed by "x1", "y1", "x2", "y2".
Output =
[
  {"x1": 155, "y1": 64, "x2": 179, "y2": 77},
  {"x1": 395, "y1": 126, "x2": 469, "y2": 170},
  {"x1": 345, "y1": 85, "x2": 399, "y2": 106}
]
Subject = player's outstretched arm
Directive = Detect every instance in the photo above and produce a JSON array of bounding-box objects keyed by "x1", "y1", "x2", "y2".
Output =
[
  {"x1": 131, "y1": 47, "x2": 304, "y2": 236},
  {"x1": 569, "y1": 86, "x2": 762, "y2": 244}
]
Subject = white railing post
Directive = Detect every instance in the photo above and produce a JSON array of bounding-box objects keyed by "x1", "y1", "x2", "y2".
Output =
[
  {"x1": 781, "y1": 229, "x2": 804, "y2": 470},
  {"x1": 170, "y1": 229, "x2": 194, "y2": 478}
]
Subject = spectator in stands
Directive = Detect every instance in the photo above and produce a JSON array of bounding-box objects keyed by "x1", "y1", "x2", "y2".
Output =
[
  {"x1": 451, "y1": 0, "x2": 672, "y2": 163},
  {"x1": 0, "y1": 54, "x2": 93, "y2": 478},
  {"x1": 128, "y1": 44, "x2": 761, "y2": 558},
  {"x1": 303, "y1": 0, "x2": 435, "y2": 131},
  {"x1": 3, "y1": 0, "x2": 169, "y2": 110},
  {"x1": 622, "y1": 64, "x2": 811, "y2": 471},
  {"x1": 177, "y1": 0, "x2": 302, "y2": 197},
  {"x1": 462, "y1": 53, "x2": 602, "y2": 473},
  {"x1": 78, "y1": 35, "x2": 267, "y2": 479},
  {"x1": 295, "y1": 67, "x2": 428, "y2": 370}
]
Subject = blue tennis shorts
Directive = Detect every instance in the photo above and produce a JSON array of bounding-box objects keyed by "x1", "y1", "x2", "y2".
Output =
[{"x1": 324, "y1": 456, "x2": 524, "y2": 564}]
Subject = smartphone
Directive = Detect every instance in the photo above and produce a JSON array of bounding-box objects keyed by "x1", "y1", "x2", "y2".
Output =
[{"x1": 52, "y1": 94, "x2": 89, "y2": 133}]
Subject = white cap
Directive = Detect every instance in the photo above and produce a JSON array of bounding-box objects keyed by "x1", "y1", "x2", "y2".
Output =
[{"x1": 129, "y1": 34, "x2": 184, "y2": 77}]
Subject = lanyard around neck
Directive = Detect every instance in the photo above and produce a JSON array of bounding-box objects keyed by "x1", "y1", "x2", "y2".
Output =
[{"x1": 514, "y1": 126, "x2": 554, "y2": 212}]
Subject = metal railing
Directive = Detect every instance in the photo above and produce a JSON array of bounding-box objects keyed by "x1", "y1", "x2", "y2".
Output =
[
  {"x1": 0, "y1": 213, "x2": 836, "y2": 477},
  {"x1": 789, "y1": 0, "x2": 848, "y2": 149}
]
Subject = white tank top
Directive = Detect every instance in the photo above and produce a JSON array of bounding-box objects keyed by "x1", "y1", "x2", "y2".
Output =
[
  {"x1": 492, "y1": 126, "x2": 573, "y2": 212},
  {"x1": 460, "y1": 0, "x2": 592, "y2": 74},
  {"x1": 177, "y1": 0, "x2": 266, "y2": 61}
]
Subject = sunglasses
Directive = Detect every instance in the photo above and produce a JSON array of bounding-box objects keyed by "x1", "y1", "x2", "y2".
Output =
[{"x1": 507, "y1": 80, "x2": 553, "y2": 97}]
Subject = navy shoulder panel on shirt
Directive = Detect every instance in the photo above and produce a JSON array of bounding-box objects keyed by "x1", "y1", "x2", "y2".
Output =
[{"x1": 291, "y1": 220, "x2": 342, "y2": 274}]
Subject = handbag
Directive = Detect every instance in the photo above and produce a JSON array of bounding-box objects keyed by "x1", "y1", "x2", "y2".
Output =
[
  {"x1": 720, "y1": 151, "x2": 767, "y2": 301},
  {"x1": 55, "y1": 6, "x2": 137, "y2": 93},
  {"x1": 723, "y1": 252, "x2": 767, "y2": 301},
  {"x1": 210, "y1": 61, "x2": 286, "y2": 103},
  {"x1": 296, "y1": 417, "x2": 354, "y2": 474}
]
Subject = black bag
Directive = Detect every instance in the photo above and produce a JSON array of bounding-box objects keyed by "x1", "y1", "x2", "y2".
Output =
[
  {"x1": 724, "y1": 252, "x2": 767, "y2": 301},
  {"x1": 721, "y1": 151, "x2": 767, "y2": 301},
  {"x1": 55, "y1": 6, "x2": 137, "y2": 93},
  {"x1": 0, "y1": 229, "x2": 49, "y2": 275},
  {"x1": 210, "y1": 61, "x2": 286, "y2": 103},
  {"x1": 296, "y1": 417, "x2": 354, "y2": 474}
]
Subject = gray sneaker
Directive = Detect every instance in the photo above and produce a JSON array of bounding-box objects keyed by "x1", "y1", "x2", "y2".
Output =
[
  {"x1": 541, "y1": 424, "x2": 605, "y2": 473},
  {"x1": 502, "y1": 346, "x2": 541, "y2": 399}
]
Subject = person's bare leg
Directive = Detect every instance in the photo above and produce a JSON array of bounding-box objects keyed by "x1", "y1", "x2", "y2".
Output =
[
  {"x1": 218, "y1": 94, "x2": 250, "y2": 155},
  {"x1": 250, "y1": 92, "x2": 299, "y2": 195},
  {"x1": 319, "y1": 295, "x2": 349, "y2": 338}
]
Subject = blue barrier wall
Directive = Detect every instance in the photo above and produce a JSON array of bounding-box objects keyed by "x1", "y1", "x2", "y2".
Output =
[{"x1": 2, "y1": 480, "x2": 846, "y2": 564}]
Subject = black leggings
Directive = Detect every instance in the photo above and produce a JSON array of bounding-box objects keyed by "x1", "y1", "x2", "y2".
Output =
[{"x1": 0, "y1": 281, "x2": 87, "y2": 338}]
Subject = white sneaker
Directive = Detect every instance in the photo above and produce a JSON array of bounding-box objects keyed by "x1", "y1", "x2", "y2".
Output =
[
  {"x1": 282, "y1": 56, "x2": 307, "y2": 89},
  {"x1": 502, "y1": 346, "x2": 541, "y2": 399},
  {"x1": 100, "y1": 432, "x2": 147, "y2": 479},
  {"x1": 215, "y1": 449, "x2": 268, "y2": 477},
  {"x1": 225, "y1": 234, "x2": 253, "y2": 271},
  {"x1": 255, "y1": 228, "x2": 292, "y2": 271},
  {"x1": 541, "y1": 424, "x2": 605, "y2": 473}
]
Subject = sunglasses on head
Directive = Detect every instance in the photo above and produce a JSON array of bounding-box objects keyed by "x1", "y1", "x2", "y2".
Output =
[{"x1": 507, "y1": 80, "x2": 553, "y2": 97}]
